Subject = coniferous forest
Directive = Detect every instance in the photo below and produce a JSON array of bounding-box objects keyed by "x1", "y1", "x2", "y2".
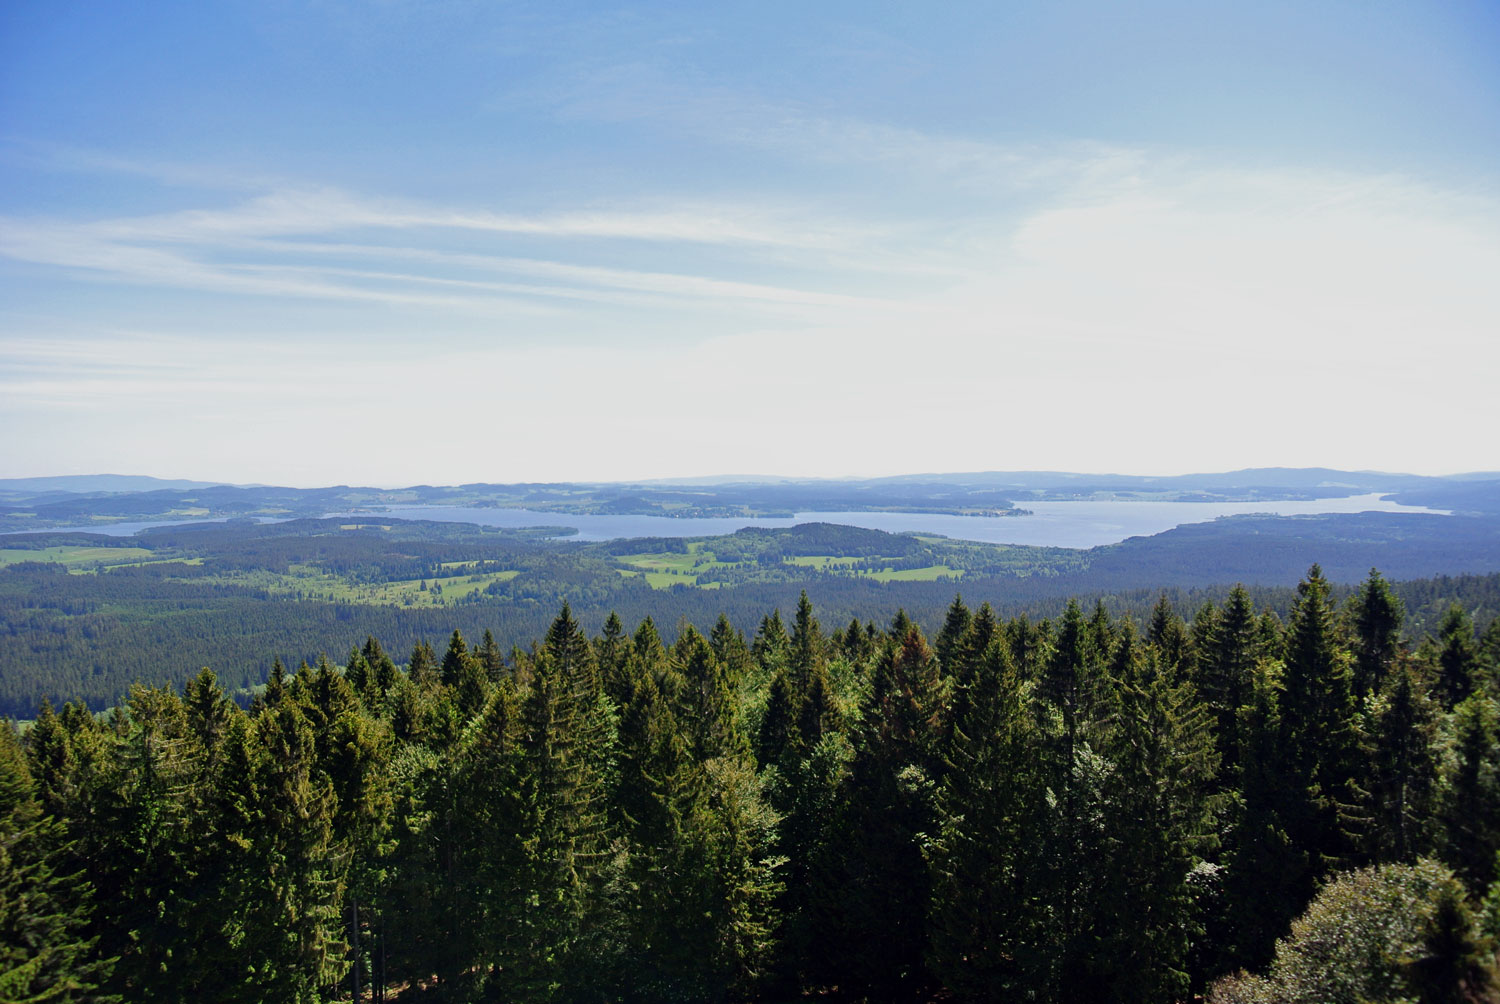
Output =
[{"x1": 5, "y1": 567, "x2": 1500, "y2": 1003}]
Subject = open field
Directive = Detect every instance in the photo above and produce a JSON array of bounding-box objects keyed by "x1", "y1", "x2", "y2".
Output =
[{"x1": 0, "y1": 545, "x2": 155, "y2": 568}]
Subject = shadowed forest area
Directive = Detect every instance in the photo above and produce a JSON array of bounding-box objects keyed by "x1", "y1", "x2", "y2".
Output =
[{"x1": 4, "y1": 567, "x2": 1500, "y2": 1002}]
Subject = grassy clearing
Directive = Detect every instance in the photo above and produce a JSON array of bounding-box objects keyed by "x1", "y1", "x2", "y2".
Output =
[
  {"x1": 867, "y1": 565, "x2": 965, "y2": 582},
  {"x1": 185, "y1": 567, "x2": 521, "y2": 607},
  {"x1": 0, "y1": 546, "x2": 155, "y2": 568},
  {"x1": 785, "y1": 555, "x2": 861, "y2": 568},
  {"x1": 615, "y1": 551, "x2": 701, "y2": 573}
]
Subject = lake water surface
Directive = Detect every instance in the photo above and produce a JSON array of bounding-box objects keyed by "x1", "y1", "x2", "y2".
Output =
[
  {"x1": 335, "y1": 493, "x2": 1447, "y2": 550},
  {"x1": 4, "y1": 493, "x2": 1448, "y2": 549}
]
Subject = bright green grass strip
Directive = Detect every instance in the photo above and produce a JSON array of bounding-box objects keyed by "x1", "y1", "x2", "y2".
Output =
[
  {"x1": 784, "y1": 555, "x2": 863, "y2": 568},
  {"x1": 0, "y1": 546, "x2": 154, "y2": 567},
  {"x1": 865, "y1": 565, "x2": 965, "y2": 582}
]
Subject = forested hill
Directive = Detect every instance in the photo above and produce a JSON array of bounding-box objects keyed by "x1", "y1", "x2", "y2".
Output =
[
  {"x1": 3, "y1": 466, "x2": 1495, "y2": 530},
  {"x1": 3, "y1": 513, "x2": 1500, "y2": 716},
  {"x1": 5, "y1": 576, "x2": 1499, "y2": 1002}
]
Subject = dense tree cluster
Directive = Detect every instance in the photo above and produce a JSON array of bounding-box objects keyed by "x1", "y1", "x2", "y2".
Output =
[{"x1": 3, "y1": 567, "x2": 1500, "y2": 1001}]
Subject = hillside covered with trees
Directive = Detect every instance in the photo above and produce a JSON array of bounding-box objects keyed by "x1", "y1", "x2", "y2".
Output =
[
  {"x1": 4, "y1": 514, "x2": 1500, "y2": 717},
  {"x1": 5, "y1": 569, "x2": 1500, "y2": 1002}
]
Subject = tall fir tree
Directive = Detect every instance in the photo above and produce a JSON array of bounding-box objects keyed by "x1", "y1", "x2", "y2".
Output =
[
  {"x1": 1368, "y1": 663, "x2": 1439, "y2": 863},
  {"x1": 1279, "y1": 564, "x2": 1367, "y2": 874},
  {"x1": 0, "y1": 722, "x2": 112, "y2": 1003},
  {"x1": 825, "y1": 622, "x2": 946, "y2": 1000},
  {"x1": 1349, "y1": 568, "x2": 1405, "y2": 702},
  {"x1": 927, "y1": 638, "x2": 1050, "y2": 1001},
  {"x1": 1435, "y1": 604, "x2": 1481, "y2": 711}
]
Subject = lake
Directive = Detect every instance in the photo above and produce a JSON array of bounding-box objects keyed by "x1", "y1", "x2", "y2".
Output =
[
  {"x1": 4, "y1": 493, "x2": 1448, "y2": 549},
  {"x1": 328, "y1": 492, "x2": 1447, "y2": 549}
]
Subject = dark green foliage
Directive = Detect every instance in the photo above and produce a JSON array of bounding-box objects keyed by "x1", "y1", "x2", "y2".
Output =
[
  {"x1": 1278, "y1": 565, "x2": 1367, "y2": 874},
  {"x1": 1094, "y1": 632, "x2": 1219, "y2": 1004},
  {"x1": 1436, "y1": 603, "x2": 1482, "y2": 710},
  {"x1": 933, "y1": 594, "x2": 972, "y2": 676},
  {"x1": 825, "y1": 622, "x2": 946, "y2": 1000},
  {"x1": 927, "y1": 639, "x2": 1049, "y2": 1000},
  {"x1": 1198, "y1": 585, "x2": 1260, "y2": 783},
  {"x1": 1440, "y1": 694, "x2": 1500, "y2": 891},
  {"x1": 6, "y1": 569, "x2": 1500, "y2": 1003},
  {"x1": 0, "y1": 723, "x2": 112, "y2": 1002},
  {"x1": 1350, "y1": 567, "x2": 1405, "y2": 701},
  {"x1": 1369, "y1": 665, "x2": 1440, "y2": 862}
]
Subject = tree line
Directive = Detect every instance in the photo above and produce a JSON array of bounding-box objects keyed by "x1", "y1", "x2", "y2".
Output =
[{"x1": 4, "y1": 566, "x2": 1500, "y2": 1002}]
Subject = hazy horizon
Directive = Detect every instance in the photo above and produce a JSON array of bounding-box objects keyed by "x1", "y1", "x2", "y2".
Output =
[{"x1": 3, "y1": 464, "x2": 1497, "y2": 494}]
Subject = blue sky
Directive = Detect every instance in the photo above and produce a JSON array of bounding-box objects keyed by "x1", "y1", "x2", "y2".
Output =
[{"x1": 2, "y1": 0, "x2": 1498, "y2": 485}]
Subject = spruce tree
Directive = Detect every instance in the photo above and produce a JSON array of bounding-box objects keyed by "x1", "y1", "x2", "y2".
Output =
[
  {"x1": 495, "y1": 605, "x2": 619, "y2": 1000},
  {"x1": 439, "y1": 630, "x2": 471, "y2": 689},
  {"x1": 1369, "y1": 664, "x2": 1439, "y2": 863},
  {"x1": 826, "y1": 622, "x2": 945, "y2": 1000},
  {"x1": 1148, "y1": 593, "x2": 1193, "y2": 679},
  {"x1": 1435, "y1": 604, "x2": 1481, "y2": 711},
  {"x1": 933, "y1": 594, "x2": 972, "y2": 677},
  {"x1": 0, "y1": 722, "x2": 112, "y2": 1003},
  {"x1": 927, "y1": 639, "x2": 1049, "y2": 1000},
  {"x1": 1280, "y1": 564, "x2": 1367, "y2": 874},
  {"x1": 1349, "y1": 568, "x2": 1404, "y2": 702},
  {"x1": 1199, "y1": 584, "x2": 1259, "y2": 783},
  {"x1": 1439, "y1": 693, "x2": 1500, "y2": 890},
  {"x1": 1097, "y1": 637, "x2": 1218, "y2": 1004},
  {"x1": 244, "y1": 702, "x2": 344, "y2": 1002},
  {"x1": 476, "y1": 628, "x2": 506, "y2": 685},
  {"x1": 407, "y1": 641, "x2": 440, "y2": 693}
]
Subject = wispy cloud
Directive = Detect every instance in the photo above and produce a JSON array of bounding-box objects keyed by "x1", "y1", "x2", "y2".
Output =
[{"x1": 0, "y1": 184, "x2": 908, "y2": 320}]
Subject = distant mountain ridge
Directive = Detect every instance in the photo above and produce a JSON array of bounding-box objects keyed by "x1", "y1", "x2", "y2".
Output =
[
  {"x1": 2, "y1": 467, "x2": 1491, "y2": 496},
  {"x1": 0, "y1": 474, "x2": 233, "y2": 494},
  {"x1": 2, "y1": 468, "x2": 1496, "y2": 533}
]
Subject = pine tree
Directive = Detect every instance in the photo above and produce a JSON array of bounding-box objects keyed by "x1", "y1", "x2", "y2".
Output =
[
  {"x1": 840, "y1": 617, "x2": 869, "y2": 663},
  {"x1": 439, "y1": 630, "x2": 471, "y2": 689},
  {"x1": 493, "y1": 604, "x2": 619, "y2": 1000},
  {"x1": 344, "y1": 647, "x2": 372, "y2": 699},
  {"x1": 755, "y1": 671, "x2": 798, "y2": 771},
  {"x1": 1148, "y1": 594, "x2": 1193, "y2": 679},
  {"x1": 1435, "y1": 604, "x2": 1480, "y2": 711},
  {"x1": 826, "y1": 622, "x2": 945, "y2": 1000},
  {"x1": 933, "y1": 594, "x2": 972, "y2": 677},
  {"x1": 708, "y1": 613, "x2": 753, "y2": 693},
  {"x1": 1225, "y1": 667, "x2": 1303, "y2": 971},
  {"x1": 1005, "y1": 614, "x2": 1047, "y2": 682},
  {"x1": 477, "y1": 628, "x2": 506, "y2": 685},
  {"x1": 1096, "y1": 637, "x2": 1218, "y2": 1004},
  {"x1": 407, "y1": 641, "x2": 440, "y2": 693},
  {"x1": 244, "y1": 702, "x2": 344, "y2": 1002},
  {"x1": 673, "y1": 625, "x2": 747, "y2": 762},
  {"x1": 1199, "y1": 584, "x2": 1259, "y2": 783},
  {"x1": 0, "y1": 722, "x2": 112, "y2": 1003},
  {"x1": 264, "y1": 657, "x2": 289, "y2": 709},
  {"x1": 361, "y1": 636, "x2": 398, "y2": 695},
  {"x1": 1369, "y1": 664, "x2": 1439, "y2": 863},
  {"x1": 1349, "y1": 568, "x2": 1404, "y2": 702},
  {"x1": 788, "y1": 592, "x2": 825, "y2": 699},
  {"x1": 1035, "y1": 600, "x2": 1114, "y2": 1004},
  {"x1": 1280, "y1": 564, "x2": 1367, "y2": 874},
  {"x1": 596, "y1": 612, "x2": 630, "y2": 707},
  {"x1": 1439, "y1": 694, "x2": 1500, "y2": 890},
  {"x1": 927, "y1": 639, "x2": 1049, "y2": 1000},
  {"x1": 751, "y1": 612, "x2": 788, "y2": 679}
]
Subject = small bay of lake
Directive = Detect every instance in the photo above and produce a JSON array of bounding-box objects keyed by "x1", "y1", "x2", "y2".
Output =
[{"x1": 338, "y1": 493, "x2": 1447, "y2": 550}]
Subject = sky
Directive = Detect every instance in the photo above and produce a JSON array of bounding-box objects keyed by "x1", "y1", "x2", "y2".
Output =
[{"x1": 2, "y1": 0, "x2": 1498, "y2": 486}]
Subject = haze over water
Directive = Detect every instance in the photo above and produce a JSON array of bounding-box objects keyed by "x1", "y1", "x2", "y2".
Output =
[{"x1": 338, "y1": 493, "x2": 1445, "y2": 549}]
